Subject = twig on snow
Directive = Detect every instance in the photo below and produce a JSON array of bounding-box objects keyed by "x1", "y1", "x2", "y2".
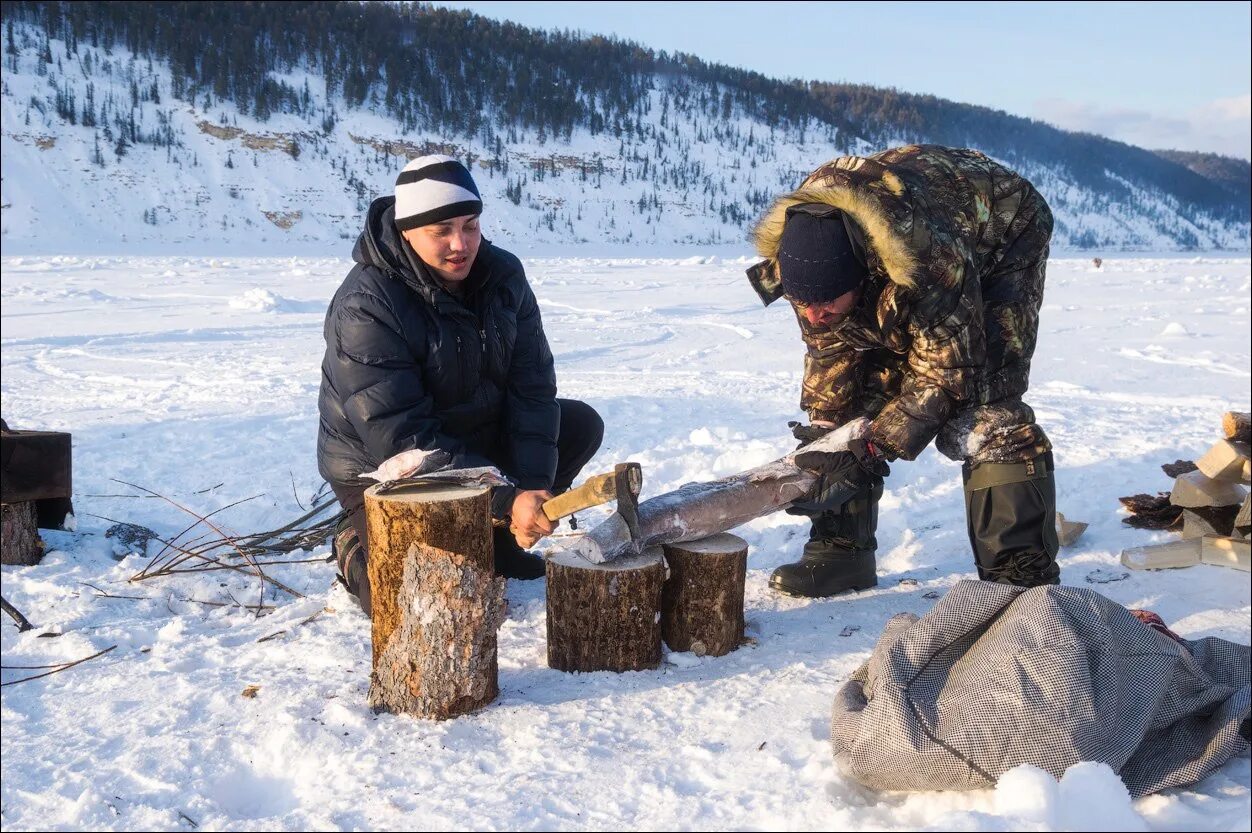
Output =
[
  {"x1": 1, "y1": 596, "x2": 35, "y2": 632},
  {"x1": 257, "y1": 607, "x2": 330, "y2": 643},
  {"x1": 182, "y1": 596, "x2": 274, "y2": 613},
  {"x1": 112, "y1": 478, "x2": 272, "y2": 614},
  {"x1": 81, "y1": 582, "x2": 147, "y2": 601},
  {"x1": 0, "y1": 645, "x2": 118, "y2": 687},
  {"x1": 290, "y1": 471, "x2": 306, "y2": 511}
]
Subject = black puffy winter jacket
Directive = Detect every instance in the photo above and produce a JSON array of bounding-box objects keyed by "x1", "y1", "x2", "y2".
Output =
[{"x1": 317, "y1": 197, "x2": 559, "y2": 500}]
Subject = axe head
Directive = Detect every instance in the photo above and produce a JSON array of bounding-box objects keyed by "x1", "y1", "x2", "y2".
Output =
[{"x1": 613, "y1": 462, "x2": 642, "y2": 543}]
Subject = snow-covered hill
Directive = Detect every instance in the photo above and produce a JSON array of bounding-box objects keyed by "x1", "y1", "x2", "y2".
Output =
[{"x1": 1, "y1": 18, "x2": 1249, "y2": 254}]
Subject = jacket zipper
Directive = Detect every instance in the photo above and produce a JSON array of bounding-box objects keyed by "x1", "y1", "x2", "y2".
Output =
[{"x1": 455, "y1": 334, "x2": 468, "y2": 401}]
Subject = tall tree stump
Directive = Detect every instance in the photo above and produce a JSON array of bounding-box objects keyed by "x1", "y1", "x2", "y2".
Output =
[
  {"x1": 364, "y1": 483, "x2": 506, "y2": 719},
  {"x1": 547, "y1": 548, "x2": 665, "y2": 672},
  {"x1": 661, "y1": 533, "x2": 748, "y2": 656},
  {"x1": 1, "y1": 502, "x2": 44, "y2": 566}
]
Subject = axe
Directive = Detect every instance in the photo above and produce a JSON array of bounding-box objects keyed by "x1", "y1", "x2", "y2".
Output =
[
  {"x1": 571, "y1": 418, "x2": 872, "y2": 563},
  {"x1": 541, "y1": 462, "x2": 642, "y2": 540}
]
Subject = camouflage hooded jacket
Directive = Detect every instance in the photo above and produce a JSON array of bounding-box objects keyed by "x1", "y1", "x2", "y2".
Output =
[{"x1": 747, "y1": 145, "x2": 1053, "y2": 461}]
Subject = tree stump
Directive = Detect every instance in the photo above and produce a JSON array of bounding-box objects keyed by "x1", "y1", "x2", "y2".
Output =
[
  {"x1": 660, "y1": 533, "x2": 748, "y2": 657},
  {"x1": 1, "y1": 501, "x2": 44, "y2": 566},
  {"x1": 547, "y1": 547, "x2": 665, "y2": 672},
  {"x1": 364, "y1": 483, "x2": 506, "y2": 719}
]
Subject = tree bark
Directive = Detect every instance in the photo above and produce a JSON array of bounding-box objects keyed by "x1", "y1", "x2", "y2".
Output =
[
  {"x1": 546, "y1": 548, "x2": 665, "y2": 672},
  {"x1": 1222, "y1": 411, "x2": 1251, "y2": 444},
  {"x1": 1, "y1": 501, "x2": 44, "y2": 566},
  {"x1": 364, "y1": 483, "x2": 505, "y2": 719},
  {"x1": 1235, "y1": 495, "x2": 1251, "y2": 538},
  {"x1": 660, "y1": 533, "x2": 747, "y2": 657}
]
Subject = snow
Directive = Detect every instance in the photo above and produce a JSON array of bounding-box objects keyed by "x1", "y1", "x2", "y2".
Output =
[
  {"x1": 1, "y1": 22, "x2": 1248, "y2": 254},
  {"x1": 2, "y1": 253, "x2": 1250, "y2": 831},
  {"x1": 994, "y1": 763, "x2": 1150, "y2": 831},
  {"x1": 227, "y1": 287, "x2": 321, "y2": 314}
]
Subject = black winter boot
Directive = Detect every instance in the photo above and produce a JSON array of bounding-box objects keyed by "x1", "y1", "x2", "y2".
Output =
[
  {"x1": 770, "y1": 483, "x2": 881, "y2": 597},
  {"x1": 963, "y1": 452, "x2": 1061, "y2": 587},
  {"x1": 493, "y1": 527, "x2": 546, "y2": 580},
  {"x1": 333, "y1": 516, "x2": 372, "y2": 617}
]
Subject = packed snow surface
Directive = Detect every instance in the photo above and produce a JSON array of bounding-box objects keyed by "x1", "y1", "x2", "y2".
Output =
[{"x1": 1, "y1": 252, "x2": 1249, "y2": 831}]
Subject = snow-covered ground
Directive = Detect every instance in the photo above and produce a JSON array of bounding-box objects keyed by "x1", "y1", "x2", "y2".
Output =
[{"x1": 1, "y1": 252, "x2": 1249, "y2": 831}]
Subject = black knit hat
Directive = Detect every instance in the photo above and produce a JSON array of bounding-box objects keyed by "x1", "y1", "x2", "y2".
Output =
[{"x1": 777, "y1": 205, "x2": 867, "y2": 303}]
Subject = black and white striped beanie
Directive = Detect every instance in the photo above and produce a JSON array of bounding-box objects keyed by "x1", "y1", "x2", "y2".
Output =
[{"x1": 393, "y1": 154, "x2": 483, "y2": 231}]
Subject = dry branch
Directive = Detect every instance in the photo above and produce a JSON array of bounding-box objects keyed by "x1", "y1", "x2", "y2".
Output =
[
  {"x1": 113, "y1": 478, "x2": 273, "y2": 611},
  {"x1": 257, "y1": 607, "x2": 328, "y2": 643},
  {"x1": 112, "y1": 483, "x2": 342, "y2": 604},
  {"x1": 1, "y1": 595, "x2": 35, "y2": 632},
  {"x1": 0, "y1": 645, "x2": 117, "y2": 687}
]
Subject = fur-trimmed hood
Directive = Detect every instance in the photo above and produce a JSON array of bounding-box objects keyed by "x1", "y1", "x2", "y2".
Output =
[{"x1": 751, "y1": 162, "x2": 919, "y2": 289}]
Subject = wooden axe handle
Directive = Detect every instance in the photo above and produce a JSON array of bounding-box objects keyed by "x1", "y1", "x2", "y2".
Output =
[{"x1": 542, "y1": 471, "x2": 618, "y2": 521}]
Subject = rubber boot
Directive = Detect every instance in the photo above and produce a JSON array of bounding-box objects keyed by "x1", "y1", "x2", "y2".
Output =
[
  {"x1": 493, "y1": 527, "x2": 546, "y2": 580},
  {"x1": 962, "y1": 452, "x2": 1061, "y2": 587},
  {"x1": 770, "y1": 483, "x2": 881, "y2": 597}
]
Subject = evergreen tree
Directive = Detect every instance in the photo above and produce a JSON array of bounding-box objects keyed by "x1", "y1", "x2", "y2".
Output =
[{"x1": 0, "y1": 0, "x2": 1242, "y2": 227}]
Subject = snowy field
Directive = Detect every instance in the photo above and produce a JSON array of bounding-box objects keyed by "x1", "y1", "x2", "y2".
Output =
[{"x1": 1, "y1": 252, "x2": 1249, "y2": 831}]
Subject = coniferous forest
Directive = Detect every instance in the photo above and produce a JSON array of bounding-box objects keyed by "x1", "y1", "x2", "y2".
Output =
[{"x1": 1, "y1": 0, "x2": 1247, "y2": 248}]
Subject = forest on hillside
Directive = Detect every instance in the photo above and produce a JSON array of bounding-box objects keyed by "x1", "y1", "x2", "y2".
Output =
[{"x1": 2, "y1": 0, "x2": 1247, "y2": 231}]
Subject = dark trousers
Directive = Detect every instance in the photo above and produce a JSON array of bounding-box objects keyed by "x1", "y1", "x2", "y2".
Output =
[{"x1": 331, "y1": 398, "x2": 604, "y2": 566}]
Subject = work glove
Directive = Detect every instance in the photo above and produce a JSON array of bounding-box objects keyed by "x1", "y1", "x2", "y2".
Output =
[
  {"x1": 787, "y1": 437, "x2": 889, "y2": 516},
  {"x1": 789, "y1": 420, "x2": 834, "y2": 447}
]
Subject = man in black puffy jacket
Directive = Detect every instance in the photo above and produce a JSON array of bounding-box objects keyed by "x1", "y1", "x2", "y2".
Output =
[{"x1": 317, "y1": 155, "x2": 603, "y2": 615}]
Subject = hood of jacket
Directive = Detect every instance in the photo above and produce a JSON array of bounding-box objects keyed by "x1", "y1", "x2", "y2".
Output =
[
  {"x1": 751, "y1": 157, "x2": 921, "y2": 291},
  {"x1": 352, "y1": 196, "x2": 496, "y2": 307}
]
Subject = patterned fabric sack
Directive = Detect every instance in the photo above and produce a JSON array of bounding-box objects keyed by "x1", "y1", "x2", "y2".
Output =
[{"x1": 832, "y1": 580, "x2": 1250, "y2": 797}]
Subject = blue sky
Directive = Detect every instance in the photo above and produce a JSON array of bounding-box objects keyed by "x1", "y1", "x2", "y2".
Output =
[{"x1": 432, "y1": 1, "x2": 1251, "y2": 159}]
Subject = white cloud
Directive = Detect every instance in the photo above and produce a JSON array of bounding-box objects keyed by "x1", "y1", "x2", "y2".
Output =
[{"x1": 1034, "y1": 94, "x2": 1251, "y2": 159}]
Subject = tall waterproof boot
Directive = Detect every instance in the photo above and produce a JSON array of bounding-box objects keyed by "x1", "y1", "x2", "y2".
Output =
[
  {"x1": 770, "y1": 482, "x2": 881, "y2": 597},
  {"x1": 962, "y1": 451, "x2": 1061, "y2": 587}
]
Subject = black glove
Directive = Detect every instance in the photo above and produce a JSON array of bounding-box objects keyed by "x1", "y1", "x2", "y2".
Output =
[
  {"x1": 787, "y1": 437, "x2": 889, "y2": 516},
  {"x1": 788, "y1": 420, "x2": 834, "y2": 448}
]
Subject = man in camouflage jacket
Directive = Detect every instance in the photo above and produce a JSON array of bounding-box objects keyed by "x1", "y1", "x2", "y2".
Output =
[{"x1": 748, "y1": 144, "x2": 1060, "y2": 597}]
